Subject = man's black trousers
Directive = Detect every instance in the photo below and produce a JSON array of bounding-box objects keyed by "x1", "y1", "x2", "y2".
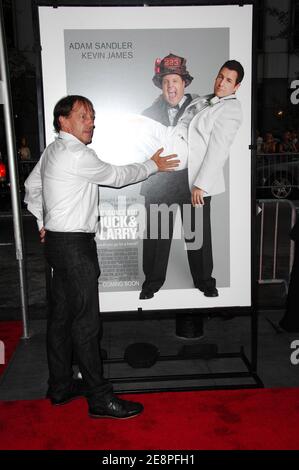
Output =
[
  {"x1": 141, "y1": 169, "x2": 214, "y2": 293},
  {"x1": 45, "y1": 231, "x2": 112, "y2": 405}
]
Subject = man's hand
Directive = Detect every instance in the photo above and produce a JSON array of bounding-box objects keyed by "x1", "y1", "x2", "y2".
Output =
[
  {"x1": 191, "y1": 187, "x2": 205, "y2": 207},
  {"x1": 151, "y1": 148, "x2": 180, "y2": 172},
  {"x1": 39, "y1": 226, "x2": 46, "y2": 244}
]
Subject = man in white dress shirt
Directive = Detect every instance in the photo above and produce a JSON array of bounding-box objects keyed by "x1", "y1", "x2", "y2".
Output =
[{"x1": 24, "y1": 95, "x2": 179, "y2": 419}]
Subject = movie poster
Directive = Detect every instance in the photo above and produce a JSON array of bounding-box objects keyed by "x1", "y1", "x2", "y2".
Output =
[{"x1": 38, "y1": 5, "x2": 252, "y2": 312}]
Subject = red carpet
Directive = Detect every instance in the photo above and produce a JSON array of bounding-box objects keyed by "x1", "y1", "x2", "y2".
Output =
[
  {"x1": 0, "y1": 388, "x2": 299, "y2": 449},
  {"x1": 1, "y1": 321, "x2": 299, "y2": 450},
  {"x1": 0, "y1": 321, "x2": 22, "y2": 377}
]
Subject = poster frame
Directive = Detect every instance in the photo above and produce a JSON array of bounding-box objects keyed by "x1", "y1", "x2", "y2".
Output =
[{"x1": 31, "y1": 0, "x2": 261, "y2": 389}]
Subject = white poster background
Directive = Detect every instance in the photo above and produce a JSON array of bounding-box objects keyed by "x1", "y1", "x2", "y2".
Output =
[{"x1": 38, "y1": 5, "x2": 252, "y2": 311}]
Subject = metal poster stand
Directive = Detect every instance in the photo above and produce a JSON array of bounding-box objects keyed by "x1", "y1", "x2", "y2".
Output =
[
  {"x1": 34, "y1": 0, "x2": 263, "y2": 392},
  {"x1": 97, "y1": 307, "x2": 263, "y2": 393}
]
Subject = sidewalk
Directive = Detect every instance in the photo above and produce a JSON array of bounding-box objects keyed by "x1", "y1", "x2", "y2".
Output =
[
  {"x1": 0, "y1": 210, "x2": 289, "y2": 320},
  {"x1": 2, "y1": 212, "x2": 299, "y2": 395}
]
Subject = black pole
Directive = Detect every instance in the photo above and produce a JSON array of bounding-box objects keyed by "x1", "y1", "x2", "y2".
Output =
[{"x1": 250, "y1": 0, "x2": 259, "y2": 373}]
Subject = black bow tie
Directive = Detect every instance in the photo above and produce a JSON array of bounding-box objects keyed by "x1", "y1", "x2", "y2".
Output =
[{"x1": 168, "y1": 104, "x2": 180, "y2": 110}]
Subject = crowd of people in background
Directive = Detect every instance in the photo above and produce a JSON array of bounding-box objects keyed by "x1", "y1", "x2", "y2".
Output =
[{"x1": 257, "y1": 130, "x2": 299, "y2": 154}]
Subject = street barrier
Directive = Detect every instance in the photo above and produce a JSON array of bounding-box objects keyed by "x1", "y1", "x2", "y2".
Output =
[
  {"x1": 257, "y1": 199, "x2": 296, "y2": 293},
  {"x1": 257, "y1": 152, "x2": 299, "y2": 199}
]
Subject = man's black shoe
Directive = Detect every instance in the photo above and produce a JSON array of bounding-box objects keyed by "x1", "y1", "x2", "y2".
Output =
[
  {"x1": 47, "y1": 378, "x2": 87, "y2": 406},
  {"x1": 197, "y1": 281, "x2": 219, "y2": 298},
  {"x1": 89, "y1": 395, "x2": 144, "y2": 419},
  {"x1": 139, "y1": 289, "x2": 154, "y2": 300},
  {"x1": 202, "y1": 286, "x2": 219, "y2": 297}
]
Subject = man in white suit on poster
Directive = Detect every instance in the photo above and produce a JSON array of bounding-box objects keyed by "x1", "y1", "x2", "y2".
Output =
[{"x1": 185, "y1": 60, "x2": 243, "y2": 209}]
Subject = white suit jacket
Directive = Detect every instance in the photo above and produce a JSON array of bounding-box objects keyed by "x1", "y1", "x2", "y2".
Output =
[{"x1": 176, "y1": 93, "x2": 242, "y2": 196}]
